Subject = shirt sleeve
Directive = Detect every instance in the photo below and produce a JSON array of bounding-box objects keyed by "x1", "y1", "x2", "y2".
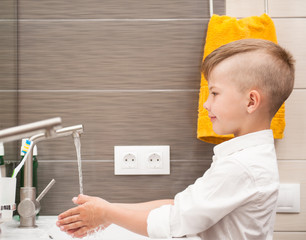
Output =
[
  {"x1": 147, "y1": 204, "x2": 172, "y2": 238},
  {"x1": 147, "y1": 159, "x2": 257, "y2": 238}
]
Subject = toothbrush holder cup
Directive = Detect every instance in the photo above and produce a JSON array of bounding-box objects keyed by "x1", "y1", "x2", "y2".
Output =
[{"x1": 0, "y1": 177, "x2": 16, "y2": 223}]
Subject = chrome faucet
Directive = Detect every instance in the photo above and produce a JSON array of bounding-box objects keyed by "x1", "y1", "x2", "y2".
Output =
[
  {"x1": 18, "y1": 124, "x2": 83, "y2": 228},
  {"x1": 0, "y1": 118, "x2": 84, "y2": 228}
]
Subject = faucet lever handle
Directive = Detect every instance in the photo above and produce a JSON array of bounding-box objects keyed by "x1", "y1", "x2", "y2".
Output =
[{"x1": 36, "y1": 179, "x2": 56, "y2": 202}]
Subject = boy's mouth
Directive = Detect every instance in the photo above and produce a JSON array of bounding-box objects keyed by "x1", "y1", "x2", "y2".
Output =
[{"x1": 208, "y1": 115, "x2": 217, "y2": 121}]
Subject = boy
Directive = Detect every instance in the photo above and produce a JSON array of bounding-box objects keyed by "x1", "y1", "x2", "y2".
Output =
[{"x1": 56, "y1": 39, "x2": 295, "y2": 239}]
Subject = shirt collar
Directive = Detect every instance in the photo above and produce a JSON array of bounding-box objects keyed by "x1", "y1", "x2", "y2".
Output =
[{"x1": 213, "y1": 130, "x2": 274, "y2": 159}]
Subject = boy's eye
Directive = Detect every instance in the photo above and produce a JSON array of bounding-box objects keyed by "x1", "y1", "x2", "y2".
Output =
[{"x1": 211, "y1": 92, "x2": 218, "y2": 96}]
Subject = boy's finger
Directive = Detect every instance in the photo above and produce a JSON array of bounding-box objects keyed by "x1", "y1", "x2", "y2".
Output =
[
  {"x1": 74, "y1": 194, "x2": 91, "y2": 205},
  {"x1": 57, "y1": 206, "x2": 80, "y2": 220},
  {"x1": 57, "y1": 214, "x2": 80, "y2": 228},
  {"x1": 59, "y1": 219, "x2": 83, "y2": 232},
  {"x1": 71, "y1": 226, "x2": 90, "y2": 238},
  {"x1": 66, "y1": 227, "x2": 87, "y2": 238}
]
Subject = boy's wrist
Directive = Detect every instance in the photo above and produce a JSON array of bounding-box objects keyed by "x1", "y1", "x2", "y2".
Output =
[{"x1": 103, "y1": 201, "x2": 119, "y2": 224}]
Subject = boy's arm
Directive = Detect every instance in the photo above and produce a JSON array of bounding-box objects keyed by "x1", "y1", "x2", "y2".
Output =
[
  {"x1": 115, "y1": 199, "x2": 174, "y2": 211},
  {"x1": 109, "y1": 199, "x2": 174, "y2": 236},
  {"x1": 56, "y1": 194, "x2": 173, "y2": 238}
]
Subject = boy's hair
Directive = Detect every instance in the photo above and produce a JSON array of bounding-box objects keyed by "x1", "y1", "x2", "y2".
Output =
[{"x1": 202, "y1": 39, "x2": 295, "y2": 117}]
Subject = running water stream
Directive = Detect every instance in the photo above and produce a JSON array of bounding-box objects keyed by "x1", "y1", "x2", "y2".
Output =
[
  {"x1": 48, "y1": 134, "x2": 108, "y2": 239},
  {"x1": 71, "y1": 133, "x2": 106, "y2": 239},
  {"x1": 73, "y1": 133, "x2": 83, "y2": 195}
]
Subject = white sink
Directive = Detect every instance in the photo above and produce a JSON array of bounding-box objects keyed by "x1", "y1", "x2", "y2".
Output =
[{"x1": 0, "y1": 216, "x2": 156, "y2": 240}]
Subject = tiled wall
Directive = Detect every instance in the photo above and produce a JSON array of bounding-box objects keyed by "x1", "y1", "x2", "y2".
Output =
[
  {"x1": 17, "y1": 0, "x2": 225, "y2": 215},
  {"x1": 0, "y1": 0, "x2": 18, "y2": 161},
  {"x1": 226, "y1": 0, "x2": 306, "y2": 239},
  {"x1": 4, "y1": 0, "x2": 305, "y2": 238}
]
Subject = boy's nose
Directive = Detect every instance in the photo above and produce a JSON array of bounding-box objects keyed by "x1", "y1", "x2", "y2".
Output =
[{"x1": 203, "y1": 100, "x2": 209, "y2": 111}]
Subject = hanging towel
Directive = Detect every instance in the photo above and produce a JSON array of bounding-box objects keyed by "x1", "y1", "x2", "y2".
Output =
[{"x1": 197, "y1": 13, "x2": 285, "y2": 144}]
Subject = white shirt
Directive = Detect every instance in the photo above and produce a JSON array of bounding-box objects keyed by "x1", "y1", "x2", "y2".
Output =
[{"x1": 147, "y1": 130, "x2": 279, "y2": 240}]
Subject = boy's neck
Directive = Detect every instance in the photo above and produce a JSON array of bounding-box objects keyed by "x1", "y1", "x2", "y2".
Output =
[{"x1": 234, "y1": 117, "x2": 272, "y2": 137}]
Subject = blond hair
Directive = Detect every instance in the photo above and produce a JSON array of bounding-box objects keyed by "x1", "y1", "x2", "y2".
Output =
[{"x1": 202, "y1": 39, "x2": 295, "y2": 117}]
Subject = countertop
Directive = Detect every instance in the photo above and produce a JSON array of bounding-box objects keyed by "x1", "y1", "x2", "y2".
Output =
[{"x1": 0, "y1": 216, "x2": 152, "y2": 240}]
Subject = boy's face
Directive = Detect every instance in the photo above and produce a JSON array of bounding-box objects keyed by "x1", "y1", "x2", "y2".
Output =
[{"x1": 203, "y1": 59, "x2": 249, "y2": 137}]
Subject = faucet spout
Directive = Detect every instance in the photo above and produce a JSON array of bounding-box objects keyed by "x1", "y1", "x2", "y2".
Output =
[{"x1": 54, "y1": 124, "x2": 83, "y2": 138}]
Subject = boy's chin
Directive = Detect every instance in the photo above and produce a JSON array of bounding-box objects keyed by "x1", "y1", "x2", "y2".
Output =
[{"x1": 213, "y1": 127, "x2": 233, "y2": 136}]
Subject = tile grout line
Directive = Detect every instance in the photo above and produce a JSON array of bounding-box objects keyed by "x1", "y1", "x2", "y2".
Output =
[
  {"x1": 18, "y1": 18, "x2": 209, "y2": 22},
  {"x1": 2, "y1": 89, "x2": 306, "y2": 93},
  {"x1": 1, "y1": 89, "x2": 200, "y2": 93},
  {"x1": 35, "y1": 159, "x2": 306, "y2": 163},
  {"x1": 37, "y1": 159, "x2": 213, "y2": 163},
  {"x1": 1, "y1": 17, "x2": 303, "y2": 22}
]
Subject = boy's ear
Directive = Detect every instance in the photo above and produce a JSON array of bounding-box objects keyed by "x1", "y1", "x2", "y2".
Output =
[{"x1": 247, "y1": 90, "x2": 261, "y2": 114}]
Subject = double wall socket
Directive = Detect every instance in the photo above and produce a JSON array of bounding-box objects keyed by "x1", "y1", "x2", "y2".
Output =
[{"x1": 114, "y1": 145, "x2": 170, "y2": 175}]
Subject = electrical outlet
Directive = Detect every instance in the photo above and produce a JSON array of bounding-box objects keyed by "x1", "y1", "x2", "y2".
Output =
[
  {"x1": 147, "y1": 153, "x2": 162, "y2": 169},
  {"x1": 122, "y1": 153, "x2": 137, "y2": 169},
  {"x1": 114, "y1": 146, "x2": 170, "y2": 175}
]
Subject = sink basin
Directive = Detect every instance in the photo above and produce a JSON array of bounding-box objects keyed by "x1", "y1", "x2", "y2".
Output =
[{"x1": 0, "y1": 216, "x2": 156, "y2": 240}]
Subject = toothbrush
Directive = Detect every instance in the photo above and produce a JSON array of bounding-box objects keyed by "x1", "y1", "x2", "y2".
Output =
[{"x1": 11, "y1": 139, "x2": 33, "y2": 178}]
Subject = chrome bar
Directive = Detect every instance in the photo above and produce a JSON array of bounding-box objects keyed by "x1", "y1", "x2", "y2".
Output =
[
  {"x1": 24, "y1": 145, "x2": 34, "y2": 188},
  {"x1": 0, "y1": 117, "x2": 62, "y2": 143},
  {"x1": 36, "y1": 179, "x2": 56, "y2": 202},
  {"x1": 264, "y1": 0, "x2": 269, "y2": 15},
  {"x1": 209, "y1": 0, "x2": 214, "y2": 17}
]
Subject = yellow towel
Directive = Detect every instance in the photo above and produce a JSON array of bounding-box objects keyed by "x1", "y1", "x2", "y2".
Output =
[{"x1": 197, "y1": 14, "x2": 285, "y2": 144}]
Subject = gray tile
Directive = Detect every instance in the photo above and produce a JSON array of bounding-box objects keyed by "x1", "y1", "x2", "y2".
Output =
[
  {"x1": 0, "y1": 92, "x2": 17, "y2": 127},
  {"x1": 0, "y1": 21, "x2": 17, "y2": 90},
  {"x1": 18, "y1": 91, "x2": 214, "y2": 161},
  {"x1": 0, "y1": 92, "x2": 18, "y2": 162},
  {"x1": 0, "y1": 0, "x2": 16, "y2": 19},
  {"x1": 37, "y1": 160, "x2": 212, "y2": 215},
  {"x1": 1, "y1": 142, "x2": 18, "y2": 164},
  {"x1": 19, "y1": 0, "x2": 225, "y2": 19},
  {"x1": 19, "y1": 20, "x2": 208, "y2": 90}
]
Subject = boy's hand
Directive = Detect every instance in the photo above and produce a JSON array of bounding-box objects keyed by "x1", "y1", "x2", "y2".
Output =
[{"x1": 56, "y1": 194, "x2": 111, "y2": 238}]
